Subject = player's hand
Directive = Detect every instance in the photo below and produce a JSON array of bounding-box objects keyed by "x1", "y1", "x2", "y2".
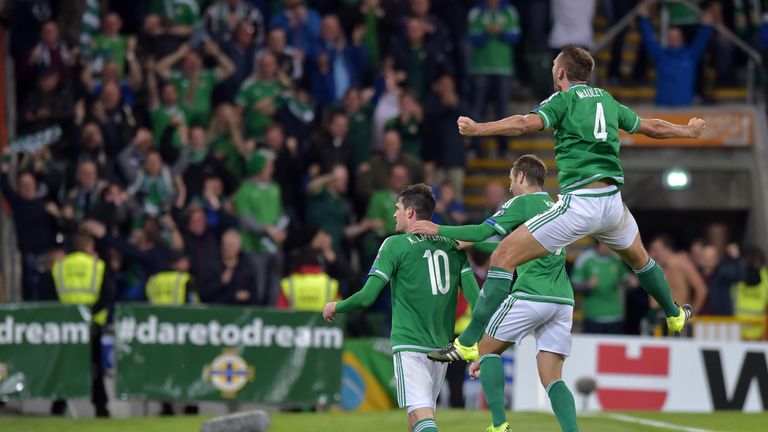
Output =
[
  {"x1": 411, "y1": 220, "x2": 439, "y2": 236},
  {"x1": 457, "y1": 116, "x2": 480, "y2": 136},
  {"x1": 469, "y1": 361, "x2": 480, "y2": 380},
  {"x1": 323, "y1": 302, "x2": 337, "y2": 323},
  {"x1": 687, "y1": 117, "x2": 706, "y2": 138}
]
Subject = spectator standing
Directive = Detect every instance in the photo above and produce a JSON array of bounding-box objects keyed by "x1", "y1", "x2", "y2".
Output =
[
  {"x1": 232, "y1": 151, "x2": 287, "y2": 305},
  {"x1": 467, "y1": 0, "x2": 520, "y2": 157},
  {"x1": 698, "y1": 243, "x2": 743, "y2": 316},
  {"x1": 572, "y1": 242, "x2": 629, "y2": 334},
  {"x1": 305, "y1": 110, "x2": 355, "y2": 176},
  {"x1": 235, "y1": 52, "x2": 290, "y2": 140},
  {"x1": 341, "y1": 87, "x2": 375, "y2": 169},
  {"x1": 307, "y1": 15, "x2": 369, "y2": 107},
  {"x1": 648, "y1": 235, "x2": 708, "y2": 321},
  {"x1": 390, "y1": 17, "x2": 450, "y2": 100},
  {"x1": 92, "y1": 13, "x2": 132, "y2": 74},
  {"x1": 269, "y1": 0, "x2": 322, "y2": 52},
  {"x1": 204, "y1": 0, "x2": 265, "y2": 46},
  {"x1": 262, "y1": 123, "x2": 303, "y2": 218},
  {"x1": 637, "y1": 0, "x2": 714, "y2": 106},
  {"x1": 548, "y1": 0, "x2": 595, "y2": 52},
  {"x1": 156, "y1": 43, "x2": 236, "y2": 126},
  {"x1": 219, "y1": 21, "x2": 259, "y2": 103},
  {"x1": 431, "y1": 181, "x2": 467, "y2": 226},
  {"x1": 25, "y1": 21, "x2": 71, "y2": 86},
  {"x1": 384, "y1": 90, "x2": 424, "y2": 158},
  {"x1": 735, "y1": 246, "x2": 768, "y2": 340},
  {"x1": 257, "y1": 28, "x2": 305, "y2": 84},
  {"x1": 355, "y1": 129, "x2": 423, "y2": 203},
  {"x1": 1, "y1": 151, "x2": 59, "y2": 300},
  {"x1": 201, "y1": 229, "x2": 259, "y2": 304},
  {"x1": 21, "y1": 68, "x2": 75, "y2": 136},
  {"x1": 277, "y1": 247, "x2": 340, "y2": 311},
  {"x1": 424, "y1": 75, "x2": 468, "y2": 201}
]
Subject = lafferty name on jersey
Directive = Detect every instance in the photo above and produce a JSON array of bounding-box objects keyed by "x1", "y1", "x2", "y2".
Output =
[
  {"x1": 405, "y1": 234, "x2": 452, "y2": 245},
  {"x1": 574, "y1": 87, "x2": 604, "y2": 99}
]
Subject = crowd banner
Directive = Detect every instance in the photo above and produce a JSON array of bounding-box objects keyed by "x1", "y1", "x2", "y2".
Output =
[
  {"x1": 340, "y1": 338, "x2": 396, "y2": 411},
  {"x1": 0, "y1": 303, "x2": 92, "y2": 399},
  {"x1": 514, "y1": 334, "x2": 768, "y2": 413},
  {"x1": 620, "y1": 107, "x2": 755, "y2": 147},
  {"x1": 115, "y1": 304, "x2": 343, "y2": 404}
]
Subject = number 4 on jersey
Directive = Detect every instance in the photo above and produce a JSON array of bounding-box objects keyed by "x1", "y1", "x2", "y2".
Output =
[
  {"x1": 594, "y1": 102, "x2": 607, "y2": 141},
  {"x1": 423, "y1": 250, "x2": 450, "y2": 295}
]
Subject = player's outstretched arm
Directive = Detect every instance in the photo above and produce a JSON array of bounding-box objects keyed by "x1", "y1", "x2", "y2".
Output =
[
  {"x1": 411, "y1": 220, "x2": 496, "y2": 242},
  {"x1": 636, "y1": 117, "x2": 706, "y2": 139},
  {"x1": 457, "y1": 114, "x2": 544, "y2": 137}
]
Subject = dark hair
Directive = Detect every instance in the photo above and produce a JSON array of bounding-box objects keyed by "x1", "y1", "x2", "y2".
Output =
[
  {"x1": 397, "y1": 183, "x2": 436, "y2": 220},
  {"x1": 72, "y1": 232, "x2": 94, "y2": 252},
  {"x1": 742, "y1": 245, "x2": 765, "y2": 267},
  {"x1": 512, "y1": 154, "x2": 547, "y2": 187},
  {"x1": 559, "y1": 45, "x2": 594, "y2": 82}
]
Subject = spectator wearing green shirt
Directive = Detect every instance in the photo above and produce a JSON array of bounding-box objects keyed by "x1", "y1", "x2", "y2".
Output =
[
  {"x1": 232, "y1": 150, "x2": 288, "y2": 305},
  {"x1": 234, "y1": 52, "x2": 290, "y2": 140},
  {"x1": 468, "y1": 0, "x2": 520, "y2": 157},
  {"x1": 571, "y1": 242, "x2": 629, "y2": 335},
  {"x1": 341, "y1": 87, "x2": 375, "y2": 170},
  {"x1": 384, "y1": 90, "x2": 424, "y2": 158},
  {"x1": 92, "y1": 13, "x2": 130, "y2": 75},
  {"x1": 156, "y1": 43, "x2": 236, "y2": 126},
  {"x1": 152, "y1": 0, "x2": 201, "y2": 38},
  {"x1": 147, "y1": 70, "x2": 187, "y2": 149}
]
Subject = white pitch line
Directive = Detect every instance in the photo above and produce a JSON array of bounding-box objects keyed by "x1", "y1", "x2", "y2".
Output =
[{"x1": 600, "y1": 413, "x2": 717, "y2": 432}]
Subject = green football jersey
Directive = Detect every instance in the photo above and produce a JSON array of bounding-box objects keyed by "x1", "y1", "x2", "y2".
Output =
[
  {"x1": 571, "y1": 249, "x2": 627, "y2": 321},
  {"x1": 369, "y1": 234, "x2": 474, "y2": 353},
  {"x1": 485, "y1": 192, "x2": 574, "y2": 305},
  {"x1": 531, "y1": 84, "x2": 641, "y2": 193}
]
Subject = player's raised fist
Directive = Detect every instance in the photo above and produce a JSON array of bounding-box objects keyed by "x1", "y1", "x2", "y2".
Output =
[
  {"x1": 688, "y1": 117, "x2": 706, "y2": 138},
  {"x1": 457, "y1": 116, "x2": 479, "y2": 136},
  {"x1": 323, "y1": 302, "x2": 337, "y2": 323},
  {"x1": 411, "y1": 220, "x2": 439, "y2": 236}
]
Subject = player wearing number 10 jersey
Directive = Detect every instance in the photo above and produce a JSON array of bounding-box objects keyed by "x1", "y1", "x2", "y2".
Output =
[{"x1": 323, "y1": 184, "x2": 480, "y2": 432}]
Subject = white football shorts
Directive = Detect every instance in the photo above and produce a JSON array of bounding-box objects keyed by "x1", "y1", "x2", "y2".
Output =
[
  {"x1": 524, "y1": 185, "x2": 639, "y2": 253},
  {"x1": 392, "y1": 350, "x2": 448, "y2": 413},
  {"x1": 486, "y1": 297, "x2": 573, "y2": 357}
]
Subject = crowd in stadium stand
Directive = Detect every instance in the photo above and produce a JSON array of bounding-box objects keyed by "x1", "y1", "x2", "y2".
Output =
[{"x1": 1, "y1": 0, "x2": 767, "y2": 339}]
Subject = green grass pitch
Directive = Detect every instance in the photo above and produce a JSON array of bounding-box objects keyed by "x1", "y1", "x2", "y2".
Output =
[{"x1": 2, "y1": 409, "x2": 767, "y2": 431}]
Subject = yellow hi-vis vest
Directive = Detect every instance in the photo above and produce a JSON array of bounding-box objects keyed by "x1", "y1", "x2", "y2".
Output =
[
  {"x1": 146, "y1": 271, "x2": 193, "y2": 305},
  {"x1": 736, "y1": 268, "x2": 768, "y2": 340},
  {"x1": 280, "y1": 273, "x2": 339, "y2": 312},
  {"x1": 52, "y1": 252, "x2": 106, "y2": 325}
]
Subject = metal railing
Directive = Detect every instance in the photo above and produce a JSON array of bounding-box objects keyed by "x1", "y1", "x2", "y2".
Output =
[{"x1": 593, "y1": 0, "x2": 764, "y2": 103}]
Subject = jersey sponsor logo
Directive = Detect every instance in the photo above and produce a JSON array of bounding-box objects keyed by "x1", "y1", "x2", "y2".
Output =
[
  {"x1": 203, "y1": 349, "x2": 255, "y2": 398},
  {"x1": 595, "y1": 344, "x2": 670, "y2": 410}
]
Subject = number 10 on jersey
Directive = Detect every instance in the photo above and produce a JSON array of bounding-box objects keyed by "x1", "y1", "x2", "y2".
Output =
[{"x1": 423, "y1": 250, "x2": 450, "y2": 295}]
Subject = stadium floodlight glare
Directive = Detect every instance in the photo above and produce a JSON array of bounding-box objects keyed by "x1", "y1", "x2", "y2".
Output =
[{"x1": 662, "y1": 168, "x2": 691, "y2": 190}]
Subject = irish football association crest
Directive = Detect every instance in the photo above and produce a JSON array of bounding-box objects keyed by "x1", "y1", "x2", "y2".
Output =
[{"x1": 203, "y1": 350, "x2": 255, "y2": 398}]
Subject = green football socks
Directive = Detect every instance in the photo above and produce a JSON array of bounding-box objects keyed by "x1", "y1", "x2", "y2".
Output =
[
  {"x1": 634, "y1": 258, "x2": 679, "y2": 317},
  {"x1": 547, "y1": 380, "x2": 578, "y2": 432},
  {"x1": 457, "y1": 266, "x2": 513, "y2": 347},
  {"x1": 479, "y1": 354, "x2": 508, "y2": 428},
  {"x1": 413, "y1": 418, "x2": 438, "y2": 432}
]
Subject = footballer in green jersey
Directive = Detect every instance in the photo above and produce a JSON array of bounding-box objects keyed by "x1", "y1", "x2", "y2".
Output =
[
  {"x1": 323, "y1": 184, "x2": 480, "y2": 432},
  {"x1": 414, "y1": 155, "x2": 576, "y2": 432},
  {"x1": 422, "y1": 45, "x2": 707, "y2": 432}
]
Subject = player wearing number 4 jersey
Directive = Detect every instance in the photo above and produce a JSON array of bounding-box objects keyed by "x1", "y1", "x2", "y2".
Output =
[
  {"x1": 323, "y1": 184, "x2": 480, "y2": 432},
  {"x1": 414, "y1": 155, "x2": 578, "y2": 432},
  {"x1": 421, "y1": 45, "x2": 700, "y2": 375}
]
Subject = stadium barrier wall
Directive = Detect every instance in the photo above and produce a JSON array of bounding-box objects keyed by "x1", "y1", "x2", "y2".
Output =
[
  {"x1": 0, "y1": 303, "x2": 92, "y2": 399},
  {"x1": 115, "y1": 304, "x2": 342, "y2": 404},
  {"x1": 514, "y1": 334, "x2": 768, "y2": 413},
  {"x1": 0, "y1": 303, "x2": 343, "y2": 407}
]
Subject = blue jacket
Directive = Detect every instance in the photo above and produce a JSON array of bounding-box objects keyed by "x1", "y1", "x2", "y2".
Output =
[
  {"x1": 638, "y1": 17, "x2": 713, "y2": 106},
  {"x1": 268, "y1": 8, "x2": 321, "y2": 52},
  {"x1": 307, "y1": 42, "x2": 369, "y2": 107}
]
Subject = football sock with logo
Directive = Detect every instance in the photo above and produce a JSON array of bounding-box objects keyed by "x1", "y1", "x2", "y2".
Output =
[
  {"x1": 457, "y1": 266, "x2": 514, "y2": 347},
  {"x1": 479, "y1": 354, "x2": 508, "y2": 428},
  {"x1": 634, "y1": 258, "x2": 679, "y2": 317},
  {"x1": 413, "y1": 418, "x2": 438, "y2": 432},
  {"x1": 547, "y1": 380, "x2": 579, "y2": 432}
]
